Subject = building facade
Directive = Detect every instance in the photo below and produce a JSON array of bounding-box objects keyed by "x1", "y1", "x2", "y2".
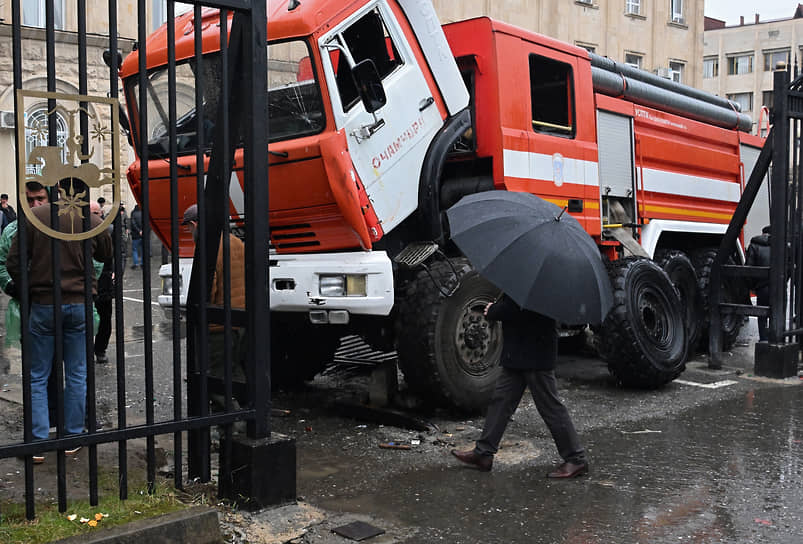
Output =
[
  {"x1": 703, "y1": 9, "x2": 803, "y2": 135},
  {"x1": 432, "y1": 0, "x2": 704, "y2": 88},
  {"x1": 0, "y1": 1, "x2": 190, "y2": 206}
]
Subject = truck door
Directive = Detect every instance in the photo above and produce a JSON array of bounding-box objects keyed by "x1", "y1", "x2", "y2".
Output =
[
  {"x1": 319, "y1": 3, "x2": 444, "y2": 233},
  {"x1": 596, "y1": 110, "x2": 637, "y2": 228}
]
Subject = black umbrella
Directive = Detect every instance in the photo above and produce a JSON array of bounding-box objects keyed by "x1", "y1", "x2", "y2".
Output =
[{"x1": 446, "y1": 191, "x2": 613, "y2": 325}]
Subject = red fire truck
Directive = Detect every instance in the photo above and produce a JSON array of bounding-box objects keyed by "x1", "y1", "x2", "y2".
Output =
[{"x1": 119, "y1": 0, "x2": 764, "y2": 411}]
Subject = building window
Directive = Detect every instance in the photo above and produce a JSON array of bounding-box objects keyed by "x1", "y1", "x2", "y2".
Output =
[
  {"x1": 626, "y1": 0, "x2": 641, "y2": 15},
  {"x1": 727, "y1": 92, "x2": 753, "y2": 112},
  {"x1": 764, "y1": 49, "x2": 790, "y2": 71},
  {"x1": 625, "y1": 53, "x2": 643, "y2": 69},
  {"x1": 22, "y1": 0, "x2": 65, "y2": 29},
  {"x1": 670, "y1": 0, "x2": 684, "y2": 23},
  {"x1": 762, "y1": 91, "x2": 774, "y2": 109},
  {"x1": 529, "y1": 54, "x2": 575, "y2": 138},
  {"x1": 25, "y1": 108, "x2": 69, "y2": 177},
  {"x1": 151, "y1": 1, "x2": 193, "y2": 32},
  {"x1": 669, "y1": 61, "x2": 685, "y2": 83},
  {"x1": 727, "y1": 54, "x2": 754, "y2": 75},
  {"x1": 703, "y1": 57, "x2": 719, "y2": 78},
  {"x1": 576, "y1": 42, "x2": 596, "y2": 54}
]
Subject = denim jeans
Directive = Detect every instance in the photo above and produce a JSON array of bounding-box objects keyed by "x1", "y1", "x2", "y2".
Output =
[
  {"x1": 132, "y1": 238, "x2": 142, "y2": 266},
  {"x1": 29, "y1": 303, "x2": 87, "y2": 440}
]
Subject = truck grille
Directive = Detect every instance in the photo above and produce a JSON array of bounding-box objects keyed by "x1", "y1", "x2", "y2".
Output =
[{"x1": 269, "y1": 223, "x2": 321, "y2": 250}]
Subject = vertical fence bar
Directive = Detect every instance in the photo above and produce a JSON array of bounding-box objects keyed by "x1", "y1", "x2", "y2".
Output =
[
  {"x1": 76, "y1": 0, "x2": 101, "y2": 508},
  {"x1": 44, "y1": 0, "x2": 69, "y2": 514},
  {"x1": 244, "y1": 1, "x2": 270, "y2": 439},
  {"x1": 770, "y1": 68, "x2": 789, "y2": 344},
  {"x1": 166, "y1": 0, "x2": 185, "y2": 490},
  {"x1": 11, "y1": 0, "x2": 36, "y2": 521},
  {"x1": 191, "y1": 1, "x2": 209, "y2": 491},
  {"x1": 107, "y1": 0, "x2": 129, "y2": 502}
]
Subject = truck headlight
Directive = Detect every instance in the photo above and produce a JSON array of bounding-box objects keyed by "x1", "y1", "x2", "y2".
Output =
[
  {"x1": 161, "y1": 276, "x2": 173, "y2": 296},
  {"x1": 319, "y1": 274, "x2": 367, "y2": 297}
]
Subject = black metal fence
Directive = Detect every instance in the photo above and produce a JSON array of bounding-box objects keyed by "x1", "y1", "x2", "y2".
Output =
[
  {"x1": 0, "y1": 0, "x2": 270, "y2": 520},
  {"x1": 710, "y1": 66, "x2": 803, "y2": 373}
]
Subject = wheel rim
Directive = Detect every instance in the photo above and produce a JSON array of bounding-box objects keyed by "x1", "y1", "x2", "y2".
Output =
[
  {"x1": 633, "y1": 274, "x2": 682, "y2": 362},
  {"x1": 453, "y1": 298, "x2": 501, "y2": 377}
]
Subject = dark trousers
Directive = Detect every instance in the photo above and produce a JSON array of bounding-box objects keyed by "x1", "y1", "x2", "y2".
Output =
[
  {"x1": 756, "y1": 287, "x2": 769, "y2": 342},
  {"x1": 94, "y1": 298, "x2": 112, "y2": 355},
  {"x1": 475, "y1": 367, "x2": 586, "y2": 465}
]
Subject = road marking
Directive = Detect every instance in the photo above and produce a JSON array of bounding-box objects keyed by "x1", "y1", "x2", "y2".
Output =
[
  {"x1": 122, "y1": 296, "x2": 161, "y2": 306},
  {"x1": 674, "y1": 379, "x2": 738, "y2": 389}
]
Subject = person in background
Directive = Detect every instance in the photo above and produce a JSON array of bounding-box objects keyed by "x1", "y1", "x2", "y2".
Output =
[
  {"x1": 7, "y1": 181, "x2": 112, "y2": 461},
  {"x1": 130, "y1": 203, "x2": 143, "y2": 269},
  {"x1": 182, "y1": 204, "x2": 247, "y2": 414},
  {"x1": 746, "y1": 225, "x2": 771, "y2": 342},
  {"x1": 90, "y1": 202, "x2": 115, "y2": 364},
  {"x1": 96, "y1": 197, "x2": 107, "y2": 218},
  {"x1": 1, "y1": 193, "x2": 17, "y2": 234},
  {"x1": 450, "y1": 294, "x2": 588, "y2": 478}
]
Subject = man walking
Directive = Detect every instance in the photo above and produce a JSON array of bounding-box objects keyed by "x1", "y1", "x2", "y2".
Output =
[
  {"x1": 90, "y1": 202, "x2": 115, "y2": 364},
  {"x1": 451, "y1": 294, "x2": 588, "y2": 478},
  {"x1": 7, "y1": 181, "x2": 112, "y2": 455},
  {"x1": 746, "y1": 225, "x2": 771, "y2": 342}
]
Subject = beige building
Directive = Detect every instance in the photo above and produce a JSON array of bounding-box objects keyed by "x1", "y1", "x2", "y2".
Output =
[
  {"x1": 0, "y1": 1, "x2": 189, "y2": 207},
  {"x1": 432, "y1": 0, "x2": 704, "y2": 88},
  {"x1": 703, "y1": 8, "x2": 803, "y2": 135}
]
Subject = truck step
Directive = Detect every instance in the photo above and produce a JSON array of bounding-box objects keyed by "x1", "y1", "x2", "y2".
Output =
[{"x1": 393, "y1": 242, "x2": 439, "y2": 268}]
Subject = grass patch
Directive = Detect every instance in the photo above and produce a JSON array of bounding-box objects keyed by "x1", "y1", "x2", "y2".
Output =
[{"x1": 0, "y1": 479, "x2": 189, "y2": 544}]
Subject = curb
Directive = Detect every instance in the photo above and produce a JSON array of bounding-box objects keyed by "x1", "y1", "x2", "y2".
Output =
[{"x1": 52, "y1": 506, "x2": 222, "y2": 544}]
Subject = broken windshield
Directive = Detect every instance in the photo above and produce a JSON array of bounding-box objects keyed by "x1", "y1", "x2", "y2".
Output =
[{"x1": 126, "y1": 39, "x2": 325, "y2": 158}]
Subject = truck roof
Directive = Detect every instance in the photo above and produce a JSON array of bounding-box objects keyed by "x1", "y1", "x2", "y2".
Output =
[
  {"x1": 443, "y1": 16, "x2": 591, "y2": 60},
  {"x1": 120, "y1": 0, "x2": 361, "y2": 77}
]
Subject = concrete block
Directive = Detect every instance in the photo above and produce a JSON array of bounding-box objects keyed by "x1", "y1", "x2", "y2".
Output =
[
  {"x1": 219, "y1": 432, "x2": 296, "y2": 511},
  {"x1": 754, "y1": 341, "x2": 799, "y2": 379}
]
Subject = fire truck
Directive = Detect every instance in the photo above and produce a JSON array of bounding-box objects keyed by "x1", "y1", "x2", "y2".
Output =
[{"x1": 119, "y1": 0, "x2": 764, "y2": 411}]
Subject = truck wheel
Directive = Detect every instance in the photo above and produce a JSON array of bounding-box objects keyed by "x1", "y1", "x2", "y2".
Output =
[
  {"x1": 654, "y1": 250, "x2": 701, "y2": 351},
  {"x1": 597, "y1": 257, "x2": 687, "y2": 387},
  {"x1": 270, "y1": 322, "x2": 341, "y2": 390},
  {"x1": 691, "y1": 248, "x2": 747, "y2": 352},
  {"x1": 395, "y1": 257, "x2": 503, "y2": 412}
]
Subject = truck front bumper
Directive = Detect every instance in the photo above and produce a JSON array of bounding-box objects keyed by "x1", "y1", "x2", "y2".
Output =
[{"x1": 158, "y1": 251, "x2": 395, "y2": 319}]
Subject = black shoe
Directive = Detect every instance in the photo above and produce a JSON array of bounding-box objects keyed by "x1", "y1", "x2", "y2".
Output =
[{"x1": 96, "y1": 352, "x2": 109, "y2": 365}]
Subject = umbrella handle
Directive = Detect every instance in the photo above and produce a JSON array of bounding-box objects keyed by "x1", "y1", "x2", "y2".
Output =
[{"x1": 555, "y1": 206, "x2": 568, "y2": 221}]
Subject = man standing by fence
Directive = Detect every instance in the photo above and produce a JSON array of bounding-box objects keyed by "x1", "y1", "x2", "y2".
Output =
[{"x1": 7, "y1": 181, "x2": 112, "y2": 456}]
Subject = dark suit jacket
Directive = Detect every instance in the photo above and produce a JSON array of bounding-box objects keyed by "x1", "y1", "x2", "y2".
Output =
[{"x1": 486, "y1": 294, "x2": 557, "y2": 370}]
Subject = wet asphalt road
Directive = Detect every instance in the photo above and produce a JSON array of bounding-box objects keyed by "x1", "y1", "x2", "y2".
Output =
[{"x1": 1, "y1": 258, "x2": 802, "y2": 543}]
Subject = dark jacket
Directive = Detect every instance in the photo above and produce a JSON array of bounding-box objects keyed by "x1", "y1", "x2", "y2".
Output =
[
  {"x1": 486, "y1": 294, "x2": 557, "y2": 370},
  {"x1": 7, "y1": 203, "x2": 112, "y2": 304},
  {"x1": 130, "y1": 206, "x2": 143, "y2": 240},
  {"x1": 745, "y1": 233, "x2": 770, "y2": 291}
]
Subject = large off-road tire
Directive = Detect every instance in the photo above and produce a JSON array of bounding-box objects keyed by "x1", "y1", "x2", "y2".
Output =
[
  {"x1": 395, "y1": 257, "x2": 503, "y2": 412},
  {"x1": 597, "y1": 257, "x2": 687, "y2": 388},
  {"x1": 654, "y1": 250, "x2": 702, "y2": 352},
  {"x1": 691, "y1": 248, "x2": 748, "y2": 352},
  {"x1": 270, "y1": 321, "x2": 342, "y2": 390}
]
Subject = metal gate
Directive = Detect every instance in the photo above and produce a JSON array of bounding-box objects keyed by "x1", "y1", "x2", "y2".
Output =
[
  {"x1": 710, "y1": 65, "x2": 803, "y2": 377},
  {"x1": 0, "y1": 0, "x2": 273, "y2": 520}
]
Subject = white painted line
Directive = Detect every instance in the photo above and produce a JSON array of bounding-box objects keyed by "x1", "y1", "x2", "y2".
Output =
[
  {"x1": 122, "y1": 296, "x2": 160, "y2": 306},
  {"x1": 674, "y1": 379, "x2": 738, "y2": 389}
]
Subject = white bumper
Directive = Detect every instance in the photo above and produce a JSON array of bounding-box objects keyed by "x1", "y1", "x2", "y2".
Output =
[
  {"x1": 158, "y1": 251, "x2": 395, "y2": 317},
  {"x1": 270, "y1": 251, "x2": 394, "y2": 315}
]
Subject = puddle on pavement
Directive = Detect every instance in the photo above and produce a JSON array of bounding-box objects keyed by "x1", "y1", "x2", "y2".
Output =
[{"x1": 307, "y1": 386, "x2": 802, "y2": 543}]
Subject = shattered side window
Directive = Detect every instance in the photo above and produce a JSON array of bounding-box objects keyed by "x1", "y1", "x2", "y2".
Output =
[{"x1": 331, "y1": 7, "x2": 403, "y2": 112}]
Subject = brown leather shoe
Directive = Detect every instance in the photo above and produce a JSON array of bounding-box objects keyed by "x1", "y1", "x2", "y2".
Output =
[
  {"x1": 547, "y1": 461, "x2": 588, "y2": 478},
  {"x1": 451, "y1": 449, "x2": 493, "y2": 472}
]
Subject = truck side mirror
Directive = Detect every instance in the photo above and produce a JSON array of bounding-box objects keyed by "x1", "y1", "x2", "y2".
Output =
[{"x1": 351, "y1": 59, "x2": 386, "y2": 114}]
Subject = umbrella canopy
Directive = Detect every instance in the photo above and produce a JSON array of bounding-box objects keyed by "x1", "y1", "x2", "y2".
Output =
[{"x1": 446, "y1": 191, "x2": 613, "y2": 325}]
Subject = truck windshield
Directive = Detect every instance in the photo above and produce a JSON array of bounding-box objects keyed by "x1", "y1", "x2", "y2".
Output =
[{"x1": 126, "y1": 39, "x2": 324, "y2": 158}]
